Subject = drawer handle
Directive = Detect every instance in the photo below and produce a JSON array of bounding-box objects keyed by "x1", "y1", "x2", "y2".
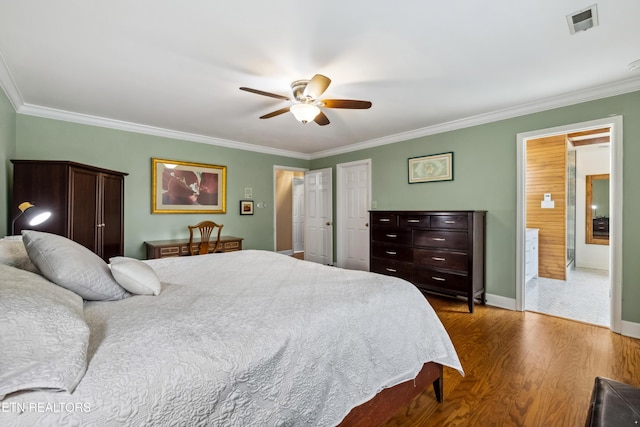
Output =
[
  {"x1": 432, "y1": 237, "x2": 446, "y2": 241},
  {"x1": 432, "y1": 276, "x2": 446, "y2": 282},
  {"x1": 385, "y1": 251, "x2": 397, "y2": 255},
  {"x1": 407, "y1": 219, "x2": 421, "y2": 223},
  {"x1": 386, "y1": 234, "x2": 397, "y2": 238},
  {"x1": 386, "y1": 268, "x2": 397, "y2": 273},
  {"x1": 379, "y1": 218, "x2": 391, "y2": 222},
  {"x1": 432, "y1": 257, "x2": 446, "y2": 261},
  {"x1": 444, "y1": 220, "x2": 456, "y2": 224}
]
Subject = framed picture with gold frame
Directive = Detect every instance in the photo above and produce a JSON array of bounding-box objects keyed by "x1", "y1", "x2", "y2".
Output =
[{"x1": 151, "y1": 158, "x2": 227, "y2": 214}]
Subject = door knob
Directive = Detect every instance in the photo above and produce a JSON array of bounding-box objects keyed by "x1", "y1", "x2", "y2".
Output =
[
  {"x1": 326, "y1": 222, "x2": 332, "y2": 226},
  {"x1": 365, "y1": 223, "x2": 369, "y2": 227}
]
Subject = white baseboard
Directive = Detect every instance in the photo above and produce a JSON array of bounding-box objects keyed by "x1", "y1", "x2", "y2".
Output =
[
  {"x1": 485, "y1": 294, "x2": 640, "y2": 340},
  {"x1": 485, "y1": 293, "x2": 516, "y2": 311},
  {"x1": 621, "y1": 321, "x2": 640, "y2": 339}
]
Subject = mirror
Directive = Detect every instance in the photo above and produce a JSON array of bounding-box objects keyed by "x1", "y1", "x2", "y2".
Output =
[{"x1": 586, "y1": 174, "x2": 609, "y2": 245}]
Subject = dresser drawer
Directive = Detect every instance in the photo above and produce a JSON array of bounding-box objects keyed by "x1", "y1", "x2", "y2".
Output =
[
  {"x1": 414, "y1": 248, "x2": 468, "y2": 271},
  {"x1": 414, "y1": 268, "x2": 468, "y2": 292},
  {"x1": 370, "y1": 259, "x2": 413, "y2": 281},
  {"x1": 413, "y1": 230, "x2": 467, "y2": 250},
  {"x1": 372, "y1": 228, "x2": 412, "y2": 244},
  {"x1": 399, "y1": 215, "x2": 430, "y2": 228},
  {"x1": 223, "y1": 241, "x2": 241, "y2": 251},
  {"x1": 431, "y1": 215, "x2": 468, "y2": 230},
  {"x1": 371, "y1": 212, "x2": 398, "y2": 227},
  {"x1": 159, "y1": 246, "x2": 181, "y2": 257},
  {"x1": 372, "y1": 243, "x2": 413, "y2": 262}
]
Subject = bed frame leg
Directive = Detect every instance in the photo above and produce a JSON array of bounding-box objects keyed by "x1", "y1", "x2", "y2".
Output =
[{"x1": 433, "y1": 377, "x2": 443, "y2": 402}]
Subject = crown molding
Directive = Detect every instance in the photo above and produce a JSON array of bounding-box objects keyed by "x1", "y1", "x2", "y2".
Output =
[
  {"x1": 4, "y1": 66, "x2": 639, "y2": 162},
  {"x1": 309, "y1": 75, "x2": 640, "y2": 159},
  {"x1": 0, "y1": 50, "x2": 23, "y2": 111},
  {"x1": 16, "y1": 104, "x2": 311, "y2": 160}
]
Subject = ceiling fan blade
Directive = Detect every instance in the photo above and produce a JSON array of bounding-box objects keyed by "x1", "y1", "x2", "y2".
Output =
[
  {"x1": 314, "y1": 111, "x2": 330, "y2": 126},
  {"x1": 240, "y1": 87, "x2": 290, "y2": 101},
  {"x1": 321, "y1": 99, "x2": 372, "y2": 109},
  {"x1": 260, "y1": 106, "x2": 291, "y2": 119},
  {"x1": 303, "y1": 74, "x2": 331, "y2": 99}
]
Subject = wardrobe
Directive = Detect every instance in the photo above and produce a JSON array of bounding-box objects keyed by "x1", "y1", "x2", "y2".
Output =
[{"x1": 11, "y1": 160, "x2": 128, "y2": 261}]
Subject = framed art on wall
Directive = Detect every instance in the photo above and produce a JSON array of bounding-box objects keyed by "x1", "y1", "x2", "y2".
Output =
[
  {"x1": 151, "y1": 158, "x2": 227, "y2": 214},
  {"x1": 240, "y1": 200, "x2": 254, "y2": 215},
  {"x1": 408, "y1": 152, "x2": 454, "y2": 183}
]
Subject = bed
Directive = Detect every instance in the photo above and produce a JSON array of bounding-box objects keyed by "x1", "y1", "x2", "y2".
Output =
[{"x1": 0, "y1": 231, "x2": 462, "y2": 426}]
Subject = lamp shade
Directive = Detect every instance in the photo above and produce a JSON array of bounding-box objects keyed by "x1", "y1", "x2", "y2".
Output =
[
  {"x1": 12, "y1": 202, "x2": 52, "y2": 234},
  {"x1": 290, "y1": 103, "x2": 320, "y2": 124}
]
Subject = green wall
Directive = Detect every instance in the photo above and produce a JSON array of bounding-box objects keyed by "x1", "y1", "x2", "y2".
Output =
[
  {"x1": 5, "y1": 86, "x2": 640, "y2": 323},
  {"x1": 14, "y1": 115, "x2": 308, "y2": 258},
  {"x1": 311, "y1": 90, "x2": 640, "y2": 323},
  {"x1": 0, "y1": 88, "x2": 16, "y2": 236}
]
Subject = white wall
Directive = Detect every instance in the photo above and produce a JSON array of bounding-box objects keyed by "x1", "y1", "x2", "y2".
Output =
[{"x1": 575, "y1": 147, "x2": 610, "y2": 270}]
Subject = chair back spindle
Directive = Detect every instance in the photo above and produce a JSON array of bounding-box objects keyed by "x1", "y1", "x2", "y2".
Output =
[{"x1": 188, "y1": 221, "x2": 223, "y2": 255}]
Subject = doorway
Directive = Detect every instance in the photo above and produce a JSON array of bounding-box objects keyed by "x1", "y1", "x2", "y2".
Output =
[
  {"x1": 516, "y1": 116, "x2": 622, "y2": 332},
  {"x1": 524, "y1": 137, "x2": 610, "y2": 326},
  {"x1": 273, "y1": 166, "x2": 306, "y2": 257}
]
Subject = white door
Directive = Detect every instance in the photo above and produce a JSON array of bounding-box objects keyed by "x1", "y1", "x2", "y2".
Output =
[
  {"x1": 304, "y1": 168, "x2": 333, "y2": 265},
  {"x1": 292, "y1": 177, "x2": 305, "y2": 253},
  {"x1": 337, "y1": 160, "x2": 371, "y2": 270}
]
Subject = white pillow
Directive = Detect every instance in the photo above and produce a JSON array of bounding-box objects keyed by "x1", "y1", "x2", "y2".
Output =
[
  {"x1": 0, "y1": 235, "x2": 40, "y2": 274},
  {"x1": 0, "y1": 264, "x2": 89, "y2": 399},
  {"x1": 22, "y1": 230, "x2": 129, "y2": 301},
  {"x1": 109, "y1": 257, "x2": 161, "y2": 296}
]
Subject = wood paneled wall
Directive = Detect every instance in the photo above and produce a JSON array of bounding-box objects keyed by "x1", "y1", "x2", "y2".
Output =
[{"x1": 526, "y1": 135, "x2": 567, "y2": 280}]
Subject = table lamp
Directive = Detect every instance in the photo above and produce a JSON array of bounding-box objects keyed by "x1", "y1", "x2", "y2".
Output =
[{"x1": 11, "y1": 202, "x2": 52, "y2": 235}]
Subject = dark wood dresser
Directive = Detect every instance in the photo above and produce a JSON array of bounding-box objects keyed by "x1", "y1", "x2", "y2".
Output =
[
  {"x1": 370, "y1": 210, "x2": 486, "y2": 312},
  {"x1": 593, "y1": 217, "x2": 609, "y2": 238}
]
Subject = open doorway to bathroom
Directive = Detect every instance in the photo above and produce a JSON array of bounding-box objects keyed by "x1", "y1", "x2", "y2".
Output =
[
  {"x1": 524, "y1": 130, "x2": 610, "y2": 326},
  {"x1": 517, "y1": 116, "x2": 622, "y2": 331}
]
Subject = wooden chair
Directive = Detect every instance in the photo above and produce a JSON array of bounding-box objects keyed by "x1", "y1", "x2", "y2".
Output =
[{"x1": 188, "y1": 221, "x2": 223, "y2": 255}]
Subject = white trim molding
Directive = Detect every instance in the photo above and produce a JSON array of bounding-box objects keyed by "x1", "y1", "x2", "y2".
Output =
[
  {"x1": 621, "y1": 321, "x2": 640, "y2": 340},
  {"x1": 2, "y1": 47, "x2": 639, "y2": 161},
  {"x1": 485, "y1": 294, "x2": 517, "y2": 311},
  {"x1": 310, "y1": 76, "x2": 640, "y2": 159},
  {"x1": 0, "y1": 50, "x2": 23, "y2": 110}
]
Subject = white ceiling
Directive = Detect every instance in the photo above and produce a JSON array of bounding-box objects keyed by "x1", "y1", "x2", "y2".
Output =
[{"x1": 1, "y1": 1, "x2": 639, "y2": 159}]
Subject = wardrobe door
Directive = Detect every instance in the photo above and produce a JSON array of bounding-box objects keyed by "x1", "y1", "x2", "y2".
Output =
[
  {"x1": 101, "y1": 173, "x2": 125, "y2": 260},
  {"x1": 69, "y1": 167, "x2": 100, "y2": 254}
]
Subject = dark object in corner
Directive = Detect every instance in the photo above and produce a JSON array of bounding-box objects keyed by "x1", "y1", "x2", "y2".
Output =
[{"x1": 585, "y1": 377, "x2": 640, "y2": 426}]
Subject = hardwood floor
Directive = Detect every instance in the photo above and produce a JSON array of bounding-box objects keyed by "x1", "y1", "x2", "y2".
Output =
[{"x1": 383, "y1": 295, "x2": 640, "y2": 426}]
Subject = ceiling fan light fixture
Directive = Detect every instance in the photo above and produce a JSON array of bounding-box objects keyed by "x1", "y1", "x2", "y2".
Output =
[{"x1": 290, "y1": 103, "x2": 320, "y2": 124}]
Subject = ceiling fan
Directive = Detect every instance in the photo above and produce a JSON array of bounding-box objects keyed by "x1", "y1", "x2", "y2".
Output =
[{"x1": 239, "y1": 74, "x2": 372, "y2": 126}]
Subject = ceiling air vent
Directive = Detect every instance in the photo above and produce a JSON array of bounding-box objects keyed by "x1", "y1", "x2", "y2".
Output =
[{"x1": 567, "y1": 4, "x2": 599, "y2": 35}]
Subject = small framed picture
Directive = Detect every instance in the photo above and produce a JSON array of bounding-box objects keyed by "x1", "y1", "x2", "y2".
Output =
[
  {"x1": 408, "y1": 152, "x2": 454, "y2": 183},
  {"x1": 240, "y1": 200, "x2": 254, "y2": 215}
]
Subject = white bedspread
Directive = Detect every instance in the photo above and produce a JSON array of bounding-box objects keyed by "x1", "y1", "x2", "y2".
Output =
[{"x1": 2, "y1": 250, "x2": 462, "y2": 426}]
